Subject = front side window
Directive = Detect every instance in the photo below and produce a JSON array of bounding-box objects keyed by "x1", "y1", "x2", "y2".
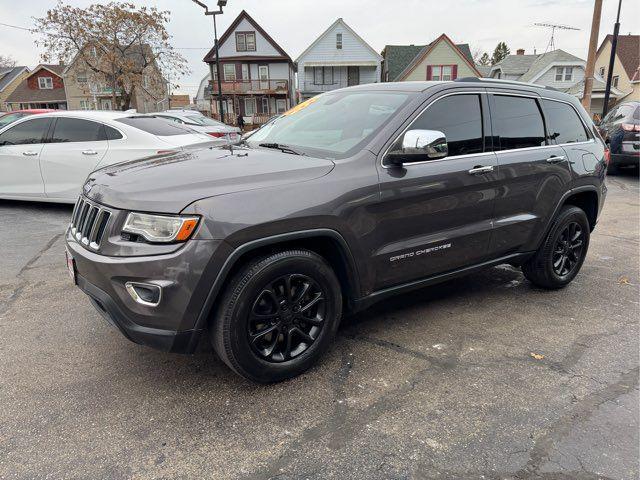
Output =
[
  {"x1": 411, "y1": 94, "x2": 484, "y2": 157},
  {"x1": 246, "y1": 91, "x2": 411, "y2": 158},
  {"x1": 492, "y1": 95, "x2": 546, "y2": 150},
  {"x1": 542, "y1": 99, "x2": 589, "y2": 144},
  {"x1": 50, "y1": 118, "x2": 106, "y2": 143},
  {"x1": 38, "y1": 77, "x2": 53, "y2": 89},
  {"x1": 223, "y1": 64, "x2": 236, "y2": 81},
  {"x1": 0, "y1": 118, "x2": 51, "y2": 145}
]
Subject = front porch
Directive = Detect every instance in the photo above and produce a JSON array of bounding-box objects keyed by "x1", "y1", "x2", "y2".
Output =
[
  {"x1": 209, "y1": 93, "x2": 290, "y2": 126},
  {"x1": 299, "y1": 63, "x2": 379, "y2": 98}
]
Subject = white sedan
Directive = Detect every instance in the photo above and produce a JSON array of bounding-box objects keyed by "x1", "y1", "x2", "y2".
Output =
[
  {"x1": 0, "y1": 110, "x2": 222, "y2": 204},
  {"x1": 153, "y1": 110, "x2": 241, "y2": 144}
]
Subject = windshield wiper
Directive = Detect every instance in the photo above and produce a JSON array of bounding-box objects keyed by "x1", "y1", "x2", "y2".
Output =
[{"x1": 258, "y1": 142, "x2": 305, "y2": 156}]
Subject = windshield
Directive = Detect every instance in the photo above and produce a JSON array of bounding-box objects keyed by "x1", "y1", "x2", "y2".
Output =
[
  {"x1": 246, "y1": 91, "x2": 411, "y2": 159},
  {"x1": 186, "y1": 115, "x2": 226, "y2": 127}
]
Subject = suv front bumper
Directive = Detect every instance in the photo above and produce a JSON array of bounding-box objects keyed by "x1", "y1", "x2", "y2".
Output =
[{"x1": 66, "y1": 230, "x2": 230, "y2": 353}]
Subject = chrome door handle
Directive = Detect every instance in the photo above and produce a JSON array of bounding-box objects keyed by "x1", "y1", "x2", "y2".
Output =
[
  {"x1": 468, "y1": 165, "x2": 494, "y2": 175},
  {"x1": 546, "y1": 155, "x2": 566, "y2": 163},
  {"x1": 82, "y1": 150, "x2": 98, "y2": 155},
  {"x1": 22, "y1": 151, "x2": 38, "y2": 156}
]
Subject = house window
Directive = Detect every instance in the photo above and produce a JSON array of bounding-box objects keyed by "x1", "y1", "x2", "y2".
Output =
[
  {"x1": 244, "y1": 98, "x2": 256, "y2": 115},
  {"x1": 276, "y1": 99, "x2": 287, "y2": 113},
  {"x1": 555, "y1": 67, "x2": 573, "y2": 82},
  {"x1": 38, "y1": 77, "x2": 53, "y2": 89},
  {"x1": 236, "y1": 32, "x2": 256, "y2": 52},
  {"x1": 612, "y1": 75, "x2": 619, "y2": 87},
  {"x1": 76, "y1": 72, "x2": 88, "y2": 83},
  {"x1": 313, "y1": 66, "x2": 334, "y2": 85},
  {"x1": 427, "y1": 65, "x2": 457, "y2": 81},
  {"x1": 336, "y1": 33, "x2": 342, "y2": 49},
  {"x1": 564, "y1": 67, "x2": 573, "y2": 81},
  {"x1": 223, "y1": 64, "x2": 236, "y2": 81},
  {"x1": 79, "y1": 100, "x2": 91, "y2": 110},
  {"x1": 599, "y1": 66, "x2": 605, "y2": 76},
  {"x1": 261, "y1": 97, "x2": 269, "y2": 114}
]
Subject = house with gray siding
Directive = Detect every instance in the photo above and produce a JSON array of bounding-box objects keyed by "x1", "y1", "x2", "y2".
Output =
[
  {"x1": 489, "y1": 49, "x2": 586, "y2": 89},
  {"x1": 296, "y1": 18, "x2": 382, "y2": 100},
  {"x1": 202, "y1": 10, "x2": 296, "y2": 125}
]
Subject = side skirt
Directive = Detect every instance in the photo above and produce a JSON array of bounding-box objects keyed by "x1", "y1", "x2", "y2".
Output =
[{"x1": 352, "y1": 252, "x2": 533, "y2": 312}]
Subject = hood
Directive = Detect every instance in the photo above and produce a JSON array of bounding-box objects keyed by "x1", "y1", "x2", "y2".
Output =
[{"x1": 83, "y1": 146, "x2": 335, "y2": 213}]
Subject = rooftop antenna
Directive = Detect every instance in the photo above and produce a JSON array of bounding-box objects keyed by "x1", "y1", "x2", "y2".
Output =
[{"x1": 534, "y1": 22, "x2": 581, "y2": 52}]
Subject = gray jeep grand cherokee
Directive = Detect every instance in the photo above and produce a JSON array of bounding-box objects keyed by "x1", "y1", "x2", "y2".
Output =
[{"x1": 66, "y1": 79, "x2": 607, "y2": 382}]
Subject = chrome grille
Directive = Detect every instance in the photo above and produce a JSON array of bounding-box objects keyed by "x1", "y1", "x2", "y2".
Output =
[{"x1": 70, "y1": 197, "x2": 111, "y2": 250}]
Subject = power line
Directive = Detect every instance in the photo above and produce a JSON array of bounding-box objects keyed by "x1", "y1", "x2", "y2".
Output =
[{"x1": 0, "y1": 22, "x2": 32, "y2": 32}]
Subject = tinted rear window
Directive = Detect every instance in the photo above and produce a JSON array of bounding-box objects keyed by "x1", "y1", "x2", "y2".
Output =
[
  {"x1": 492, "y1": 95, "x2": 546, "y2": 150},
  {"x1": 51, "y1": 118, "x2": 106, "y2": 143},
  {"x1": 116, "y1": 116, "x2": 195, "y2": 136},
  {"x1": 542, "y1": 99, "x2": 589, "y2": 144}
]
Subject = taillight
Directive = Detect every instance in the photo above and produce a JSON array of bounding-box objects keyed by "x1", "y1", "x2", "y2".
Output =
[
  {"x1": 207, "y1": 132, "x2": 225, "y2": 138},
  {"x1": 621, "y1": 123, "x2": 640, "y2": 132},
  {"x1": 604, "y1": 148, "x2": 611, "y2": 165}
]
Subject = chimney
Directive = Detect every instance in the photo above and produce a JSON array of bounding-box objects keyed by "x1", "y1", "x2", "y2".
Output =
[{"x1": 516, "y1": 48, "x2": 525, "y2": 55}]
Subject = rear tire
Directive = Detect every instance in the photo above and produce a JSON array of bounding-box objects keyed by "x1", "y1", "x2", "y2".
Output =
[
  {"x1": 211, "y1": 249, "x2": 342, "y2": 383},
  {"x1": 522, "y1": 206, "x2": 590, "y2": 289}
]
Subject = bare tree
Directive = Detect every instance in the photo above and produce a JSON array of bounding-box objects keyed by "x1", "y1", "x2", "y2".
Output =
[
  {"x1": 0, "y1": 54, "x2": 17, "y2": 68},
  {"x1": 34, "y1": 1, "x2": 189, "y2": 110}
]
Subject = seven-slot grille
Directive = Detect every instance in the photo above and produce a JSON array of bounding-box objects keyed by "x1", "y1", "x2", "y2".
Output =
[{"x1": 70, "y1": 197, "x2": 112, "y2": 250}]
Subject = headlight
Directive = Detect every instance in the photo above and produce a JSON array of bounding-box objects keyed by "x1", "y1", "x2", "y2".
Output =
[{"x1": 122, "y1": 212, "x2": 199, "y2": 243}]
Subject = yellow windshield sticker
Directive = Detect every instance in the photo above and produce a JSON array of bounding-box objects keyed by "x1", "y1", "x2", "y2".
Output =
[{"x1": 282, "y1": 96, "x2": 318, "y2": 116}]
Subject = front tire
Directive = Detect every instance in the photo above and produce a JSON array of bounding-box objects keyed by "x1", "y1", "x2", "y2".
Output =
[
  {"x1": 211, "y1": 249, "x2": 342, "y2": 383},
  {"x1": 522, "y1": 206, "x2": 590, "y2": 289}
]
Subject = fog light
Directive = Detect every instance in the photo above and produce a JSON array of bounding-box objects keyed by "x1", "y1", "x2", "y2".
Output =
[{"x1": 125, "y1": 282, "x2": 162, "y2": 307}]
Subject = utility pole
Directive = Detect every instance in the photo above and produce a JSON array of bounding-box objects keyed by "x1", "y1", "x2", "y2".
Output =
[
  {"x1": 192, "y1": 0, "x2": 226, "y2": 122},
  {"x1": 602, "y1": 0, "x2": 623, "y2": 117},
  {"x1": 582, "y1": 0, "x2": 603, "y2": 112}
]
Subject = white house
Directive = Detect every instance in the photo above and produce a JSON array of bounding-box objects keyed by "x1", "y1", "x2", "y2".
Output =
[
  {"x1": 296, "y1": 18, "x2": 382, "y2": 100},
  {"x1": 201, "y1": 10, "x2": 296, "y2": 124}
]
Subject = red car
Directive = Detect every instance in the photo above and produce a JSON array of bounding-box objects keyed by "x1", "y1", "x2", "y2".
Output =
[{"x1": 0, "y1": 109, "x2": 55, "y2": 129}]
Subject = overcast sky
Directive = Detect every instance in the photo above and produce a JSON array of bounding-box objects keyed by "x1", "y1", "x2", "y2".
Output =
[{"x1": 1, "y1": 0, "x2": 638, "y2": 98}]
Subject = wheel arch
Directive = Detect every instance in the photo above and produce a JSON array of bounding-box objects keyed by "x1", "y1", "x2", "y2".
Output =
[
  {"x1": 194, "y1": 229, "x2": 361, "y2": 334},
  {"x1": 562, "y1": 188, "x2": 599, "y2": 231}
]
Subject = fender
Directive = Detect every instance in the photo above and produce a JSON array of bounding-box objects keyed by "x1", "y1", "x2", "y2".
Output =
[
  {"x1": 187, "y1": 228, "x2": 360, "y2": 349},
  {"x1": 532, "y1": 184, "x2": 601, "y2": 250}
]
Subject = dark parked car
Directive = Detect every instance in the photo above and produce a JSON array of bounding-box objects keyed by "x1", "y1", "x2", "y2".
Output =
[
  {"x1": 597, "y1": 101, "x2": 640, "y2": 173},
  {"x1": 66, "y1": 79, "x2": 607, "y2": 382}
]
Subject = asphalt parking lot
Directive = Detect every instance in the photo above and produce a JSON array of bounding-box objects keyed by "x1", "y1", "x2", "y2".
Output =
[{"x1": 0, "y1": 172, "x2": 638, "y2": 480}]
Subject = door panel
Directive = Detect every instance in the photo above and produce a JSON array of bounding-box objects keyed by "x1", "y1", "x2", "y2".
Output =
[
  {"x1": 40, "y1": 118, "x2": 109, "y2": 200},
  {"x1": 487, "y1": 93, "x2": 572, "y2": 255},
  {"x1": 374, "y1": 153, "x2": 499, "y2": 289},
  {"x1": 372, "y1": 92, "x2": 497, "y2": 290},
  {"x1": 0, "y1": 117, "x2": 52, "y2": 198}
]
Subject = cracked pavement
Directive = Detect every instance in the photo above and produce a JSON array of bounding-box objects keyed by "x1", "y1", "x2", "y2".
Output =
[{"x1": 0, "y1": 172, "x2": 638, "y2": 480}]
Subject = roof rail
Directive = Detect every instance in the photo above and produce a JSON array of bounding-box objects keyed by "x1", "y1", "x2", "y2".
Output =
[{"x1": 454, "y1": 77, "x2": 558, "y2": 91}]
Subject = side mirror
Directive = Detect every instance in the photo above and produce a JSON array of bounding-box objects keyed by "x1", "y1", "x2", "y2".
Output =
[{"x1": 385, "y1": 129, "x2": 448, "y2": 166}]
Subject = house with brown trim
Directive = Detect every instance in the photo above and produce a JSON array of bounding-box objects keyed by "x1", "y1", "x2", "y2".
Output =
[
  {"x1": 202, "y1": 10, "x2": 296, "y2": 124},
  {"x1": 381, "y1": 34, "x2": 481, "y2": 82},
  {"x1": 594, "y1": 34, "x2": 639, "y2": 109},
  {"x1": 5, "y1": 64, "x2": 67, "y2": 111}
]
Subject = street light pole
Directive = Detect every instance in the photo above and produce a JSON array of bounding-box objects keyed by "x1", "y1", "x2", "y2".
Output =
[
  {"x1": 192, "y1": 0, "x2": 226, "y2": 121},
  {"x1": 602, "y1": 0, "x2": 623, "y2": 117}
]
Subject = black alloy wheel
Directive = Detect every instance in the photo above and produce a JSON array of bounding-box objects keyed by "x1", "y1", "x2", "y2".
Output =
[
  {"x1": 248, "y1": 274, "x2": 326, "y2": 362},
  {"x1": 551, "y1": 221, "x2": 585, "y2": 278}
]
